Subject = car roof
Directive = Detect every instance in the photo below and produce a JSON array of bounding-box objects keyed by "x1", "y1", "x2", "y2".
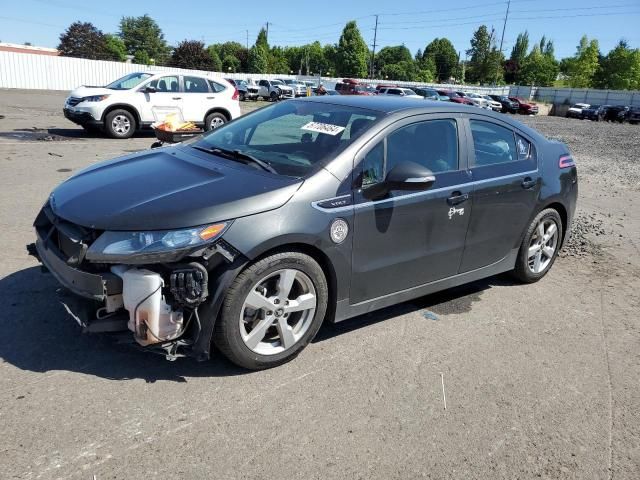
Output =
[{"x1": 295, "y1": 96, "x2": 546, "y2": 140}]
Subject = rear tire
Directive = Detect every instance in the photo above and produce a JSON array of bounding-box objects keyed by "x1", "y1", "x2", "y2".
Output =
[
  {"x1": 214, "y1": 251, "x2": 328, "y2": 370},
  {"x1": 204, "y1": 112, "x2": 227, "y2": 131},
  {"x1": 512, "y1": 208, "x2": 563, "y2": 283},
  {"x1": 104, "y1": 109, "x2": 136, "y2": 139}
]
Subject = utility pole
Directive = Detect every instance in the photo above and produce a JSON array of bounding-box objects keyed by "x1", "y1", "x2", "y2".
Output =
[
  {"x1": 246, "y1": 30, "x2": 249, "y2": 50},
  {"x1": 265, "y1": 22, "x2": 270, "y2": 43},
  {"x1": 370, "y1": 15, "x2": 379, "y2": 79},
  {"x1": 499, "y1": 0, "x2": 511, "y2": 55}
]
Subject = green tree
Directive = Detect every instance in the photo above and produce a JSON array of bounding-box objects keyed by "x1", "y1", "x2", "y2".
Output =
[
  {"x1": 133, "y1": 50, "x2": 151, "y2": 65},
  {"x1": 119, "y1": 14, "x2": 170, "y2": 65},
  {"x1": 269, "y1": 46, "x2": 290, "y2": 74},
  {"x1": 505, "y1": 31, "x2": 529, "y2": 83},
  {"x1": 248, "y1": 45, "x2": 268, "y2": 73},
  {"x1": 466, "y1": 25, "x2": 502, "y2": 84},
  {"x1": 169, "y1": 40, "x2": 213, "y2": 70},
  {"x1": 519, "y1": 45, "x2": 559, "y2": 86},
  {"x1": 422, "y1": 38, "x2": 459, "y2": 82},
  {"x1": 255, "y1": 28, "x2": 269, "y2": 51},
  {"x1": 57, "y1": 22, "x2": 111, "y2": 60},
  {"x1": 335, "y1": 21, "x2": 368, "y2": 78},
  {"x1": 223, "y1": 55, "x2": 241, "y2": 73},
  {"x1": 381, "y1": 59, "x2": 434, "y2": 82},
  {"x1": 375, "y1": 45, "x2": 412, "y2": 73},
  {"x1": 323, "y1": 44, "x2": 338, "y2": 76},
  {"x1": 103, "y1": 34, "x2": 127, "y2": 61},
  {"x1": 594, "y1": 40, "x2": 640, "y2": 90},
  {"x1": 207, "y1": 47, "x2": 223, "y2": 71},
  {"x1": 561, "y1": 35, "x2": 600, "y2": 88}
]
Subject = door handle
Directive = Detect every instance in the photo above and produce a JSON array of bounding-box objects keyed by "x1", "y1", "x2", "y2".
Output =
[
  {"x1": 172, "y1": 97, "x2": 182, "y2": 100},
  {"x1": 447, "y1": 191, "x2": 469, "y2": 205},
  {"x1": 521, "y1": 177, "x2": 536, "y2": 189},
  {"x1": 207, "y1": 96, "x2": 215, "y2": 99}
]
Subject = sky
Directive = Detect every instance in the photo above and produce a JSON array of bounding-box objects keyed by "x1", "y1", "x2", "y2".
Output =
[{"x1": 1, "y1": 0, "x2": 639, "y2": 60}]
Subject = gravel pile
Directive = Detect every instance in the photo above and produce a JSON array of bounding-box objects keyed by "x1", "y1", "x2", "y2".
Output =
[
  {"x1": 560, "y1": 212, "x2": 606, "y2": 258},
  {"x1": 519, "y1": 115, "x2": 640, "y2": 190}
]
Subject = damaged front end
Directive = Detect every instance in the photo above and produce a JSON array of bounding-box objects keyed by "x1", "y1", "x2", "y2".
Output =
[{"x1": 28, "y1": 202, "x2": 242, "y2": 360}]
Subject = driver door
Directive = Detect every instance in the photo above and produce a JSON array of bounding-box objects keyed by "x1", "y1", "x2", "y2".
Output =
[{"x1": 350, "y1": 116, "x2": 473, "y2": 304}]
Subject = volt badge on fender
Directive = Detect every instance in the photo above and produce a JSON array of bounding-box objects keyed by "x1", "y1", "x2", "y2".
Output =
[{"x1": 330, "y1": 218, "x2": 349, "y2": 244}]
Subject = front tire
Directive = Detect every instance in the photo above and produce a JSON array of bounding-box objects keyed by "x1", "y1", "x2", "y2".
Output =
[
  {"x1": 104, "y1": 109, "x2": 136, "y2": 139},
  {"x1": 512, "y1": 208, "x2": 563, "y2": 283},
  {"x1": 214, "y1": 251, "x2": 328, "y2": 370}
]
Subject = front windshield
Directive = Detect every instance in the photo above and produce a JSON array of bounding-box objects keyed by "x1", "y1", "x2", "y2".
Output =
[
  {"x1": 106, "y1": 72, "x2": 153, "y2": 90},
  {"x1": 192, "y1": 100, "x2": 381, "y2": 177}
]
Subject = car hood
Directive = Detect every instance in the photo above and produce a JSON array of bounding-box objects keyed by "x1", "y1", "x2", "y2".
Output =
[
  {"x1": 68, "y1": 86, "x2": 114, "y2": 98},
  {"x1": 49, "y1": 145, "x2": 303, "y2": 230}
]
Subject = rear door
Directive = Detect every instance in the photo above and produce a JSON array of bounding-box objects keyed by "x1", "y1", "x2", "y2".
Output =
[
  {"x1": 181, "y1": 75, "x2": 215, "y2": 123},
  {"x1": 350, "y1": 115, "x2": 473, "y2": 304},
  {"x1": 459, "y1": 115, "x2": 540, "y2": 272}
]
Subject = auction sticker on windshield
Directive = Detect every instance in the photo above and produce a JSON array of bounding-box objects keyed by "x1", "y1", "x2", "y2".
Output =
[{"x1": 301, "y1": 122, "x2": 346, "y2": 136}]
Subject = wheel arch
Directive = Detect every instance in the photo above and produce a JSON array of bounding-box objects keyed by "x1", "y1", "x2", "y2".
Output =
[
  {"x1": 204, "y1": 107, "x2": 232, "y2": 123},
  {"x1": 542, "y1": 201, "x2": 568, "y2": 246},
  {"x1": 101, "y1": 104, "x2": 141, "y2": 128}
]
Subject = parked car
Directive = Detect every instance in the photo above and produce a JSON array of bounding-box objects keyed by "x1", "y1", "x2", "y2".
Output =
[
  {"x1": 63, "y1": 72, "x2": 241, "y2": 138},
  {"x1": 489, "y1": 95, "x2": 519, "y2": 113},
  {"x1": 604, "y1": 105, "x2": 630, "y2": 123},
  {"x1": 479, "y1": 95, "x2": 503, "y2": 112},
  {"x1": 31, "y1": 96, "x2": 577, "y2": 370},
  {"x1": 438, "y1": 90, "x2": 474, "y2": 105},
  {"x1": 581, "y1": 104, "x2": 606, "y2": 121},
  {"x1": 335, "y1": 79, "x2": 374, "y2": 95},
  {"x1": 378, "y1": 87, "x2": 422, "y2": 99},
  {"x1": 627, "y1": 106, "x2": 640, "y2": 124},
  {"x1": 566, "y1": 103, "x2": 590, "y2": 119},
  {"x1": 462, "y1": 92, "x2": 492, "y2": 110},
  {"x1": 413, "y1": 87, "x2": 447, "y2": 101},
  {"x1": 277, "y1": 79, "x2": 308, "y2": 97},
  {"x1": 257, "y1": 79, "x2": 294, "y2": 101},
  {"x1": 509, "y1": 96, "x2": 539, "y2": 115},
  {"x1": 225, "y1": 79, "x2": 259, "y2": 101}
]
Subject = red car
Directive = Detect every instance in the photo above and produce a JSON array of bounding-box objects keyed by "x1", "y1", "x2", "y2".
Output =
[
  {"x1": 437, "y1": 90, "x2": 474, "y2": 106},
  {"x1": 334, "y1": 79, "x2": 374, "y2": 96},
  {"x1": 509, "y1": 96, "x2": 539, "y2": 115}
]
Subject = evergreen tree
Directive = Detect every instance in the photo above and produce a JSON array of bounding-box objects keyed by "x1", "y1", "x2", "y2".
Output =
[
  {"x1": 248, "y1": 45, "x2": 268, "y2": 73},
  {"x1": 119, "y1": 15, "x2": 170, "y2": 65},
  {"x1": 335, "y1": 21, "x2": 368, "y2": 78},
  {"x1": 422, "y1": 38, "x2": 459, "y2": 82}
]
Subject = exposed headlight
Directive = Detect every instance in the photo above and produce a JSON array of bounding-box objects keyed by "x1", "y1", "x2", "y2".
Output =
[
  {"x1": 86, "y1": 223, "x2": 228, "y2": 262},
  {"x1": 83, "y1": 95, "x2": 110, "y2": 102}
]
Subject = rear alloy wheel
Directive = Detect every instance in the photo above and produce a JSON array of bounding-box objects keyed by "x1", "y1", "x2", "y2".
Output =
[
  {"x1": 105, "y1": 109, "x2": 135, "y2": 139},
  {"x1": 513, "y1": 208, "x2": 562, "y2": 283},
  {"x1": 214, "y1": 252, "x2": 328, "y2": 370},
  {"x1": 204, "y1": 112, "x2": 227, "y2": 131}
]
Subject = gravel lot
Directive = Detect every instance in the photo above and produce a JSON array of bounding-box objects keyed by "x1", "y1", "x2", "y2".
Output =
[{"x1": 0, "y1": 89, "x2": 639, "y2": 480}]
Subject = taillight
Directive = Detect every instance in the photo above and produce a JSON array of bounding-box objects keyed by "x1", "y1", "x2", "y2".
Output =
[
  {"x1": 559, "y1": 154, "x2": 575, "y2": 168},
  {"x1": 232, "y1": 88, "x2": 239, "y2": 101}
]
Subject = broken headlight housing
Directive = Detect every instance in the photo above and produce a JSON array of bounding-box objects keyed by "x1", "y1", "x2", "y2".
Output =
[{"x1": 85, "y1": 223, "x2": 229, "y2": 263}]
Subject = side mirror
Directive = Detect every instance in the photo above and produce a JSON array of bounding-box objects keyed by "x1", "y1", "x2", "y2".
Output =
[
  {"x1": 362, "y1": 161, "x2": 435, "y2": 200},
  {"x1": 144, "y1": 86, "x2": 157, "y2": 93}
]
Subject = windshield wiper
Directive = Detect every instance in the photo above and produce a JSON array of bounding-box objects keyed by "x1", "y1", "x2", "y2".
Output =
[{"x1": 191, "y1": 145, "x2": 277, "y2": 174}]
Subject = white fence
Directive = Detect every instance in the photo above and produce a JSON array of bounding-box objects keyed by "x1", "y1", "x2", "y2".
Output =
[
  {"x1": 1, "y1": 51, "x2": 510, "y2": 96},
  {"x1": 509, "y1": 85, "x2": 640, "y2": 107}
]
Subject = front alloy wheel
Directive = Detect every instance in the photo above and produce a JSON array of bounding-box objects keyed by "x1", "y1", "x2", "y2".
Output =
[{"x1": 215, "y1": 251, "x2": 328, "y2": 369}]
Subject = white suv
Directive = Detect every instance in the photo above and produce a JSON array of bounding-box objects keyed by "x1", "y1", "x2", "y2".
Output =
[{"x1": 63, "y1": 72, "x2": 241, "y2": 139}]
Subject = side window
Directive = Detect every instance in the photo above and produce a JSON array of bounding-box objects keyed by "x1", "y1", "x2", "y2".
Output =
[
  {"x1": 208, "y1": 80, "x2": 226, "y2": 93},
  {"x1": 469, "y1": 120, "x2": 517, "y2": 166},
  {"x1": 361, "y1": 142, "x2": 385, "y2": 186},
  {"x1": 147, "y1": 76, "x2": 179, "y2": 92},
  {"x1": 184, "y1": 76, "x2": 209, "y2": 93},
  {"x1": 386, "y1": 119, "x2": 458, "y2": 174},
  {"x1": 516, "y1": 134, "x2": 532, "y2": 161}
]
